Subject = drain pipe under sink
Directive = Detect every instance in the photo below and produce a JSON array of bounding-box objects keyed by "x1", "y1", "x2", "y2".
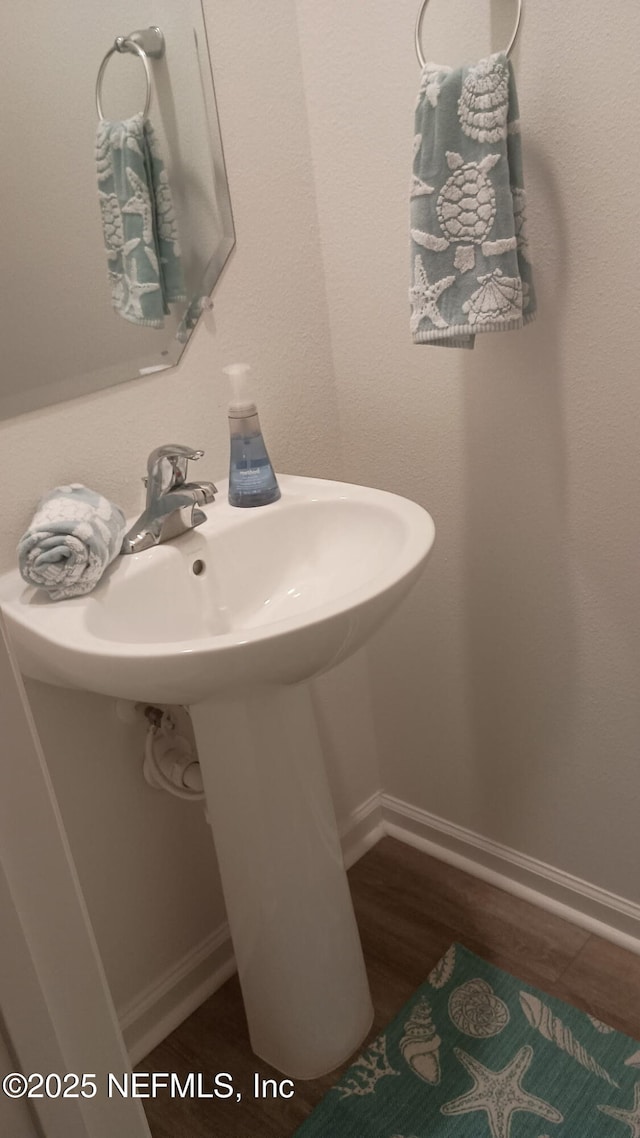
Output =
[{"x1": 141, "y1": 705, "x2": 205, "y2": 801}]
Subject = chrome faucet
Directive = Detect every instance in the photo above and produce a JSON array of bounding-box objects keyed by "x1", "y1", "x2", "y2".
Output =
[{"x1": 121, "y1": 444, "x2": 217, "y2": 554}]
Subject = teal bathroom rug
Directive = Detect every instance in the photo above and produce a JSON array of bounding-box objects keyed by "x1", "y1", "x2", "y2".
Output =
[{"x1": 293, "y1": 943, "x2": 640, "y2": 1137}]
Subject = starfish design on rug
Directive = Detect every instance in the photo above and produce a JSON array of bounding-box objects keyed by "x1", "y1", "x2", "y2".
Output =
[
  {"x1": 598, "y1": 1083, "x2": 640, "y2": 1135},
  {"x1": 441, "y1": 1044, "x2": 563, "y2": 1138},
  {"x1": 409, "y1": 256, "x2": 454, "y2": 332}
]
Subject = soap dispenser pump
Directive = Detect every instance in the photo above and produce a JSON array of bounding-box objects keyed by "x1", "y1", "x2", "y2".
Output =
[{"x1": 223, "y1": 364, "x2": 281, "y2": 507}]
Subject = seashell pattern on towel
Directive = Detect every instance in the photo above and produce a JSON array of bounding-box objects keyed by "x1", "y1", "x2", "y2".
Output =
[
  {"x1": 428, "y1": 944, "x2": 456, "y2": 990},
  {"x1": 624, "y1": 1050, "x2": 640, "y2": 1068},
  {"x1": 462, "y1": 269, "x2": 523, "y2": 327},
  {"x1": 400, "y1": 996, "x2": 442, "y2": 1085},
  {"x1": 457, "y1": 55, "x2": 510, "y2": 143},
  {"x1": 519, "y1": 992, "x2": 619, "y2": 1087},
  {"x1": 448, "y1": 978, "x2": 510, "y2": 1038}
]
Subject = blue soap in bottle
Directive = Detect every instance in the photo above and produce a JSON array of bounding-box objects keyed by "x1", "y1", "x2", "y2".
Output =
[{"x1": 223, "y1": 363, "x2": 281, "y2": 508}]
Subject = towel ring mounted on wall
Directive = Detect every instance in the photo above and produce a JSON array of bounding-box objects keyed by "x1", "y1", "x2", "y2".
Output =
[
  {"x1": 95, "y1": 26, "x2": 165, "y2": 122},
  {"x1": 415, "y1": 0, "x2": 522, "y2": 68}
]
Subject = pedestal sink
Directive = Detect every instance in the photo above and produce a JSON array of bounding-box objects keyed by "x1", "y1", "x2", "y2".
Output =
[{"x1": 0, "y1": 475, "x2": 435, "y2": 1078}]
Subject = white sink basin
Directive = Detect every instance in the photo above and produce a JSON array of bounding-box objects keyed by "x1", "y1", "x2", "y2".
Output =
[
  {"x1": 0, "y1": 474, "x2": 435, "y2": 705},
  {"x1": 1, "y1": 473, "x2": 435, "y2": 1080}
]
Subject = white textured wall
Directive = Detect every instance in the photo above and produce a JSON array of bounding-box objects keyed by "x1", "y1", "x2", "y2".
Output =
[
  {"x1": 296, "y1": 0, "x2": 640, "y2": 899},
  {"x1": 0, "y1": 0, "x2": 379, "y2": 1018}
]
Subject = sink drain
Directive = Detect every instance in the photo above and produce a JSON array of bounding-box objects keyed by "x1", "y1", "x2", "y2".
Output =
[{"x1": 192, "y1": 559, "x2": 206, "y2": 576}]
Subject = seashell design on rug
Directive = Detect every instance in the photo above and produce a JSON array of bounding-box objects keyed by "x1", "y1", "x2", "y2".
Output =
[
  {"x1": 448, "y1": 977, "x2": 510, "y2": 1038},
  {"x1": 428, "y1": 944, "x2": 456, "y2": 990},
  {"x1": 400, "y1": 996, "x2": 442, "y2": 1085},
  {"x1": 519, "y1": 992, "x2": 618, "y2": 1087}
]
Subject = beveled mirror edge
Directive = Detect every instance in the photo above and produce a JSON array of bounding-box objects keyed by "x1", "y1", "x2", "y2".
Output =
[{"x1": 0, "y1": 0, "x2": 236, "y2": 422}]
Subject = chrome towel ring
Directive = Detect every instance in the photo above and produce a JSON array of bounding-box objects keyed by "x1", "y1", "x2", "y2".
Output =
[
  {"x1": 415, "y1": 0, "x2": 522, "y2": 68},
  {"x1": 95, "y1": 26, "x2": 165, "y2": 122}
]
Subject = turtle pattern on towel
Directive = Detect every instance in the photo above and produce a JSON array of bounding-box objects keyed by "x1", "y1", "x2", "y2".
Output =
[{"x1": 410, "y1": 53, "x2": 536, "y2": 348}]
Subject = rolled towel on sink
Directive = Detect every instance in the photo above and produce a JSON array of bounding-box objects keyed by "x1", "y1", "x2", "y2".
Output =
[{"x1": 17, "y1": 484, "x2": 126, "y2": 601}]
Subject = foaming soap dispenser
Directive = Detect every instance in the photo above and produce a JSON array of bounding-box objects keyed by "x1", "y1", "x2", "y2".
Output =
[{"x1": 223, "y1": 363, "x2": 281, "y2": 507}]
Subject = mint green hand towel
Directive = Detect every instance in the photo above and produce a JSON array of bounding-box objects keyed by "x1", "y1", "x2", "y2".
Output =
[
  {"x1": 410, "y1": 53, "x2": 536, "y2": 348},
  {"x1": 96, "y1": 113, "x2": 186, "y2": 328}
]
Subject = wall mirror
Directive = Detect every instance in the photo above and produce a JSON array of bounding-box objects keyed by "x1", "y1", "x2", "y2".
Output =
[{"x1": 0, "y1": 0, "x2": 235, "y2": 419}]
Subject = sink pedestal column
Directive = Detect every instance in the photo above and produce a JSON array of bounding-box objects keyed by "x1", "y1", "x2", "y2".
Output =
[{"x1": 189, "y1": 683, "x2": 373, "y2": 1080}]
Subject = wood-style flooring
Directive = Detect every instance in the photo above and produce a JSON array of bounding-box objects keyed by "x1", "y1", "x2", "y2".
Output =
[{"x1": 140, "y1": 836, "x2": 640, "y2": 1137}]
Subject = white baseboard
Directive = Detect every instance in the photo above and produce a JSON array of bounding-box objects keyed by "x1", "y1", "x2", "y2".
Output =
[
  {"x1": 119, "y1": 922, "x2": 235, "y2": 1066},
  {"x1": 381, "y1": 793, "x2": 640, "y2": 955},
  {"x1": 340, "y1": 790, "x2": 385, "y2": 868},
  {"x1": 121, "y1": 789, "x2": 640, "y2": 1063}
]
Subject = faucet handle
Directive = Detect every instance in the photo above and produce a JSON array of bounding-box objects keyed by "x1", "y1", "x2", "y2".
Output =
[{"x1": 146, "y1": 444, "x2": 205, "y2": 502}]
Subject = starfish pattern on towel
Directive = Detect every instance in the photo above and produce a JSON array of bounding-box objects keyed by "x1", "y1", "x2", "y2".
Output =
[
  {"x1": 441, "y1": 1045, "x2": 563, "y2": 1138},
  {"x1": 122, "y1": 258, "x2": 160, "y2": 321},
  {"x1": 598, "y1": 1084, "x2": 640, "y2": 1136},
  {"x1": 409, "y1": 256, "x2": 454, "y2": 332},
  {"x1": 122, "y1": 168, "x2": 155, "y2": 246}
]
